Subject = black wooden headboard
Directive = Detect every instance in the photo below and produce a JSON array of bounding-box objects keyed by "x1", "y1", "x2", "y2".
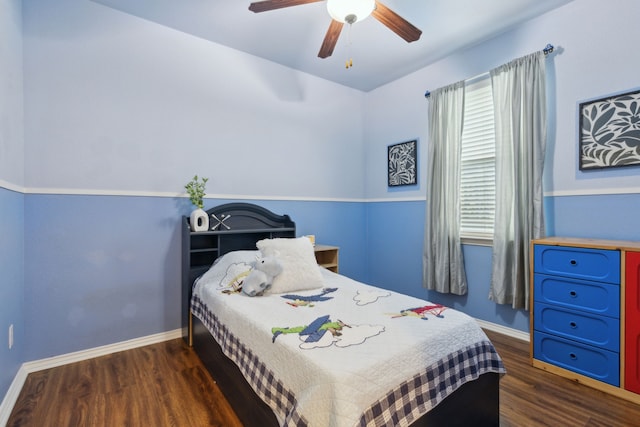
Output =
[{"x1": 181, "y1": 203, "x2": 296, "y2": 343}]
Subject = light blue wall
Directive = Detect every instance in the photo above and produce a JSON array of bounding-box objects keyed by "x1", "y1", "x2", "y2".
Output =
[
  {"x1": 546, "y1": 194, "x2": 640, "y2": 241},
  {"x1": 0, "y1": 189, "x2": 24, "y2": 402},
  {"x1": 23, "y1": 194, "x2": 182, "y2": 359},
  {"x1": 22, "y1": 195, "x2": 366, "y2": 360},
  {"x1": 363, "y1": 0, "x2": 640, "y2": 332},
  {"x1": 0, "y1": 0, "x2": 25, "y2": 402}
]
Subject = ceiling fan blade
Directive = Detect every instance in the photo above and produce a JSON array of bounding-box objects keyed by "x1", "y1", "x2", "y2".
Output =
[
  {"x1": 372, "y1": 1, "x2": 422, "y2": 43},
  {"x1": 249, "y1": 0, "x2": 324, "y2": 13},
  {"x1": 318, "y1": 19, "x2": 344, "y2": 58}
]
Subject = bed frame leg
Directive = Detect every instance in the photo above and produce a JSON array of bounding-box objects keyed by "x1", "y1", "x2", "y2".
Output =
[{"x1": 188, "y1": 311, "x2": 193, "y2": 347}]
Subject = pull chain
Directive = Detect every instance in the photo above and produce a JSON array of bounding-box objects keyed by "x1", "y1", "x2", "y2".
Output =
[{"x1": 345, "y1": 23, "x2": 353, "y2": 69}]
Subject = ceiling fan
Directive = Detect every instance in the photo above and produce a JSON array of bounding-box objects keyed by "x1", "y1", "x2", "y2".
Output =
[{"x1": 248, "y1": 0, "x2": 422, "y2": 59}]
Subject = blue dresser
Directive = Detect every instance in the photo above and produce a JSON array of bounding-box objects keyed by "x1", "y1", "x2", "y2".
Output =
[
  {"x1": 530, "y1": 238, "x2": 640, "y2": 405},
  {"x1": 533, "y1": 243, "x2": 621, "y2": 385}
]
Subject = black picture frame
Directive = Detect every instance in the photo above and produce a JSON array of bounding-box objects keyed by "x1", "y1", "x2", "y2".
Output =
[
  {"x1": 579, "y1": 88, "x2": 640, "y2": 170},
  {"x1": 388, "y1": 140, "x2": 417, "y2": 186}
]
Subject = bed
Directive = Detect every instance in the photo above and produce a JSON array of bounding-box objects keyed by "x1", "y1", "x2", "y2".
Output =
[{"x1": 182, "y1": 203, "x2": 505, "y2": 426}]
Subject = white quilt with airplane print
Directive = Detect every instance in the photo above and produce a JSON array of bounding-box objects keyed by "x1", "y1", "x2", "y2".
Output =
[{"x1": 192, "y1": 251, "x2": 505, "y2": 427}]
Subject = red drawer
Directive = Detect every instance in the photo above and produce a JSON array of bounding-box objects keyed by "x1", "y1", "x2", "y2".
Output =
[{"x1": 625, "y1": 251, "x2": 640, "y2": 394}]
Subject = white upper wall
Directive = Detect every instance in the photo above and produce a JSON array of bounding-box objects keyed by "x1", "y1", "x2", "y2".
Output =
[
  {"x1": 364, "y1": 0, "x2": 640, "y2": 200},
  {"x1": 0, "y1": 0, "x2": 24, "y2": 188},
  {"x1": 23, "y1": 0, "x2": 366, "y2": 200}
]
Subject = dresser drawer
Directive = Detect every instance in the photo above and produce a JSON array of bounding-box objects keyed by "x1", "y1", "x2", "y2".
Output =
[
  {"x1": 534, "y1": 245, "x2": 620, "y2": 284},
  {"x1": 534, "y1": 303, "x2": 620, "y2": 352},
  {"x1": 534, "y1": 273, "x2": 620, "y2": 318},
  {"x1": 534, "y1": 332, "x2": 620, "y2": 386},
  {"x1": 625, "y1": 251, "x2": 640, "y2": 394}
]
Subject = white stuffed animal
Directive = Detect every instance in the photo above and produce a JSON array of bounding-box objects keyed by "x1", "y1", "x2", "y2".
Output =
[{"x1": 242, "y1": 256, "x2": 283, "y2": 297}]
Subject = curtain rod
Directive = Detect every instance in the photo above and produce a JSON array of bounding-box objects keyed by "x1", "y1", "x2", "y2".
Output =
[{"x1": 423, "y1": 43, "x2": 554, "y2": 99}]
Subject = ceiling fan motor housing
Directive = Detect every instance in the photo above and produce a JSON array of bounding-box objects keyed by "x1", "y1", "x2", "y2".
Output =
[{"x1": 326, "y1": 0, "x2": 376, "y2": 24}]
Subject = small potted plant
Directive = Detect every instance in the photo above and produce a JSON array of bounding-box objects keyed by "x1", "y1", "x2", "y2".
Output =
[{"x1": 185, "y1": 175, "x2": 209, "y2": 231}]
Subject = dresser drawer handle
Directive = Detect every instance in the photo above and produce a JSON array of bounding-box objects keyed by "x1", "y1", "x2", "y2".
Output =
[
  {"x1": 569, "y1": 290, "x2": 577, "y2": 298},
  {"x1": 569, "y1": 353, "x2": 577, "y2": 360},
  {"x1": 570, "y1": 321, "x2": 577, "y2": 329},
  {"x1": 570, "y1": 259, "x2": 577, "y2": 266}
]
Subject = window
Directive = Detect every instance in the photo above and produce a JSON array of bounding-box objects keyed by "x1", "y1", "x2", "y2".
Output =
[{"x1": 459, "y1": 77, "x2": 496, "y2": 243}]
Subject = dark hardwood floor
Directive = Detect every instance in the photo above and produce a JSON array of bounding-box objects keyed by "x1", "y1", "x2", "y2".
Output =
[
  {"x1": 7, "y1": 339, "x2": 242, "y2": 427},
  {"x1": 7, "y1": 330, "x2": 640, "y2": 426},
  {"x1": 484, "y1": 330, "x2": 640, "y2": 427}
]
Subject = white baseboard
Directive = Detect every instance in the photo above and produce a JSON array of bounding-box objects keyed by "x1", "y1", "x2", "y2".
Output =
[
  {"x1": 0, "y1": 329, "x2": 182, "y2": 426},
  {"x1": 0, "y1": 366, "x2": 28, "y2": 427},
  {"x1": 475, "y1": 318, "x2": 530, "y2": 342},
  {"x1": 22, "y1": 329, "x2": 182, "y2": 373}
]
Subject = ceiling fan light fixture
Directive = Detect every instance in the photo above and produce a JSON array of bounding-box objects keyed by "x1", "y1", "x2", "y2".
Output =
[{"x1": 326, "y1": 0, "x2": 375, "y2": 24}]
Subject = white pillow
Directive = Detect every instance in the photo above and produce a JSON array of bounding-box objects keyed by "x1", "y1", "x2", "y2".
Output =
[{"x1": 256, "y1": 237, "x2": 324, "y2": 294}]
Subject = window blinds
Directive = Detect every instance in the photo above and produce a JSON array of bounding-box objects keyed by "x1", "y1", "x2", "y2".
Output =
[{"x1": 460, "y1": 78, "x2": 496, "y2": 239}]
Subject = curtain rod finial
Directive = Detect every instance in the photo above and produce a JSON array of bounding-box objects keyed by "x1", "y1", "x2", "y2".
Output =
[
  {"x1": 424, "y1": 90, "x2": 431, "y2": 99},
  {"x1": 543, "y1": 44, "x2": 554, "y2": 55}
]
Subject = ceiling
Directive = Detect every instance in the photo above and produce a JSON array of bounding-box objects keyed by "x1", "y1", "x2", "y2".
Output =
[{"x1": 90, "y1": 0, "x2": 573, "y2": 92}]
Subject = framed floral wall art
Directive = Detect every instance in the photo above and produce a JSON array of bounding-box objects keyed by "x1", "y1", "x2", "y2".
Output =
[
  {"x1": 388, "y1": 139, "x2": 417, "y2": 186},
  {"x1": 579, "y1": 89, "x2": 640, "y2": 170}
]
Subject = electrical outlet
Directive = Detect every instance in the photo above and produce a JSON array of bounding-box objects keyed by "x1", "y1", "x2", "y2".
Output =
[{"x1": 8, "y1": 324, "x2": 13, "y2": 350}]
